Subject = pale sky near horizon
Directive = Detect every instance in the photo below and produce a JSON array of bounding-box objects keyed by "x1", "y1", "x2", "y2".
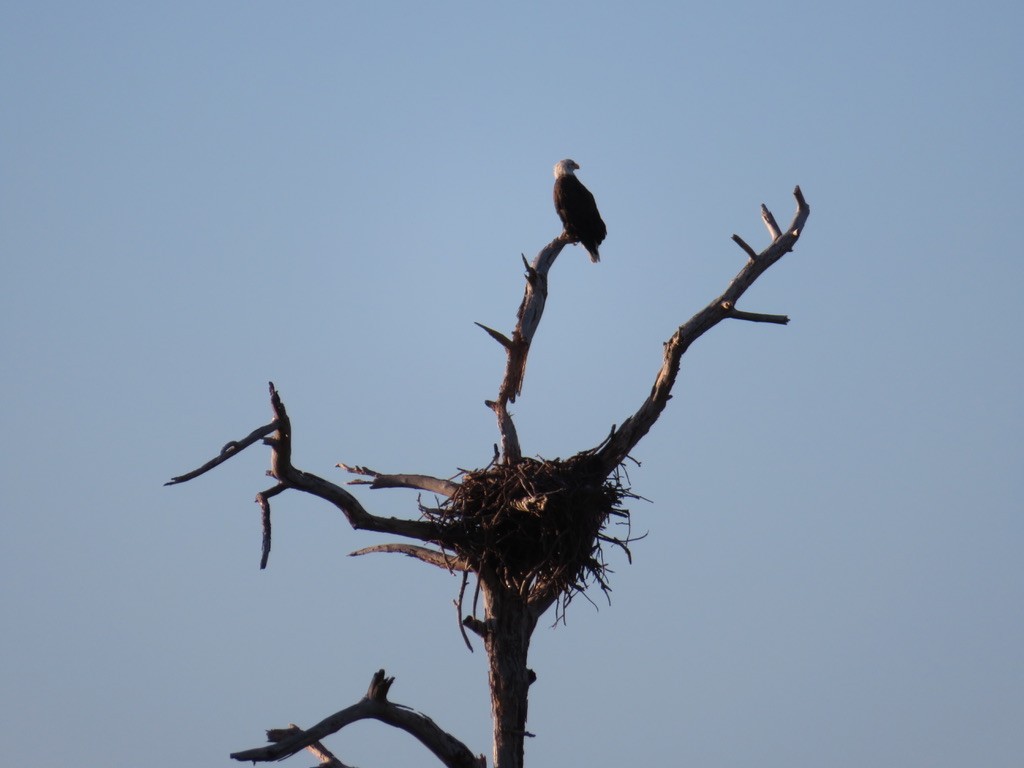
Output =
[{"x1": 2, "y1": 2, "x2": 1022, "y2": 766}]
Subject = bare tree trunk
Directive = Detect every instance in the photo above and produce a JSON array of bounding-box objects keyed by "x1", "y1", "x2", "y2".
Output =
[{"x1": 482, "y1": 581, "x2": 537, "y2": 768}]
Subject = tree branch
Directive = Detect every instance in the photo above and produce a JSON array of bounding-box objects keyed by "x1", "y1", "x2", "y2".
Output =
[
  {"x1": 167, "y1": 383, "x2": 447, "y2": 560},
  {"x1": 164, "y1": 420, "x2": 279, "y2": 485},
  {"x1": 509, "y1": 236, "x2": 570, "y2": 392},
  {"x1": 761, "y1": 203, "x2": 782, "y2": 240},
  {"x1": 591, "y1": 187, "x2": 810, "y2": 474},
  {"x1": 267, "y1": 725, "x2": 352, "y2": 767},
  {"x1": 230, "y1": 670, "x2": 485, "y2": 768},
  {"x1": 486, "y1": 399, "x2": 523, "y2": 465},
  {"x1": 731, "y1": 233, "x2": 759, "y2": 260},
  {"x1": 474, "y1": 322, "x2": 513, "y2": 350},
  {"x1": 256, "y1": 483, "x2": 285, "y2": 569},
  {"x1": 349, "y1": 543, "x2": 472, "y2": 572},
  {"x1": 481, "y1": 236, "x2": 570, "y2": 464},
  {"x1": 722, "y1": 302, "x2": 790, "y2": 325},
  {"x1": 338, "y1": 463, "x2": 461, "y2": 497},
  {"x1": 263, "y1": 384, "x2": 446, "y2": 540}
]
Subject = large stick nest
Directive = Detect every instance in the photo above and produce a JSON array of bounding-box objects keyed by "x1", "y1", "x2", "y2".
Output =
[{"x1": 428, "y1": 456, "x2": 637, "y2": 607}]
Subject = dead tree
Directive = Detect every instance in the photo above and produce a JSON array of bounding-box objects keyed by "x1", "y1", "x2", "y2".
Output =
[{"x1": 167, "y1": 186, "x2": 810, "y2": 768}]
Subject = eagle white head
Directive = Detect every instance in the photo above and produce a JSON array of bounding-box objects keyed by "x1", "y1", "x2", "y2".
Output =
[{"x1": 553, "y1": 158, "x2": 580, "y2": 178}]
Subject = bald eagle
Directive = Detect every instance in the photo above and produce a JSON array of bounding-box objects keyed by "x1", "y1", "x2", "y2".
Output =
[{"x1": 553, "y1": 159, "x2": 607, "y2": 263}]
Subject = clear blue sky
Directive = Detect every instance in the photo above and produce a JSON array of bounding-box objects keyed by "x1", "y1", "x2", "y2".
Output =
[{"x1": 2, "y1": 2, "x2": 1021, "y2": 766}]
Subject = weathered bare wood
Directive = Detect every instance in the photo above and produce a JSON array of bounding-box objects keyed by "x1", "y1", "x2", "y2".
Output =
[
  {"x1": 349, "y1": 542, "x2": 472, "y2": 572},
  {"x1": 463, "y1": 615, "x2": 488, "y2": 637},
  {"x1": 338, "y1": 463, "x2": 460, "y2": 497},
  {"x1": 168, "y1": 383, "x2": 445, "y2": 549},
  {"x1": 481, "y1": 235, "x2": 570, "y2": 464},
  {"x1": 722, "y1": 302, "x2": 790, "y2": 325},
  {"x1": 481, "y1": 585, "x2": 537, "y2": 768},
  {"x1": 230, "y1": 670, "x2": 485, "y2": 768},
  {"x1": 256, "y1": 483, "x2": 285, "y2": 569},
  {"x1": 761, "y1": 202, "x2": 782, "y2": 239},
  {"x1": 731, "y1": 233, "x2": 758, "y2": 260},
  {"x1": 263, "y1": 384, "x2": 444, "y2": 541},
  {"x1": 486, "y1": 399, "x2": 523, "y2": 464},
  {"x1": 268, "y1": 724, "x2": 351, "y2": 767},
  {"x1": 512, "y1": 236, "x2": 568, "y2": 359},
  {"x1": 475, "y1": 322, "x2": 514, "y2": 350},
  {"x1": 592, "y1": 186, "x2": 809, "y2": 475},
  {"x1": 164, "y1": 420, "x2": 279, "y2": 485}
]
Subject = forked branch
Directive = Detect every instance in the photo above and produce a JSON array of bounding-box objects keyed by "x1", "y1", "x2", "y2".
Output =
[
  {"x1": 167, "y1": 382, "x2": 447, "y2": 567},
  {"x1": 591, "y1": 186, "x2": 810, "y2": 474},
  {"x1": 230, "y1": 669, "x2": 485, "y2": 768}
]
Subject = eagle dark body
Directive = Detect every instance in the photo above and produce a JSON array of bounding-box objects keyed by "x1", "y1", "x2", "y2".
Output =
[{"x1": 553, "y1": 159, "x2": 607, "y2": 263}]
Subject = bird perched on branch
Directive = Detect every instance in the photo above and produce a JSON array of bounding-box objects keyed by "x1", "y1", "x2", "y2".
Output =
[{"x1": 553, "y1": 158, "x2": 607, "y2": 263}]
